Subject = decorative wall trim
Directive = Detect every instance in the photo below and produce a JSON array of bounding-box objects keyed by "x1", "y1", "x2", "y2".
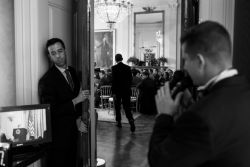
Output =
[
  {"x1": 15, "y1": 0, "x2": 49, "y2": 106},
  {"x1": 49, "y1": 7, "x2": 54, "y2": 38},
  {"x1": 15, "y1": 0, "x2": 32, "y2": 105}
]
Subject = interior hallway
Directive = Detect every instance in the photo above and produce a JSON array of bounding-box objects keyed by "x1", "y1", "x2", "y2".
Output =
[{"x1": 97, "y1": 114, "x2": 155, "y2": 167}]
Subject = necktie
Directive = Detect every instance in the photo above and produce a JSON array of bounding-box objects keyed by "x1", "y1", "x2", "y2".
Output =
[{"x1": 65, "y1": 69, "x2": 74, "y2": 91}]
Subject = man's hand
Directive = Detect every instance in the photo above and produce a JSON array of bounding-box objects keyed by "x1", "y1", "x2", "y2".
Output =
[
  {"x1": 72, "y1": 89, "x2": 90, "y2": 105},
  {"x1": 155, "y1": 83, "x2": 183, "y2": 116},
  {"x1": 76, "y1": 117, "x2": 87, "y2": 133}
]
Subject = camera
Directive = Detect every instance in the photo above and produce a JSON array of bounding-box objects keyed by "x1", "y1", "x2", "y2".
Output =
[{"x1": 169, "y1": 70, "x2": 194, "y2": 100}]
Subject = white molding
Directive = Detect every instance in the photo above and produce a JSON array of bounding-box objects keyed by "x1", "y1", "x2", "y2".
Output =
[
  {"x1": 30, "y1": 0, "x2": 40, "y2": 104},
  {"x1": 15, "y1": 0, "x2": 32, "y2": 105},
  {"x1": 15, "y1": 0, "x2": 49, "y2": 106},
  {"x1": 14, "y1": 0, "x2": 23, "y2": 104},
  {"x1": 49, "y1": 7, "x2": 54, "y2": 38}
]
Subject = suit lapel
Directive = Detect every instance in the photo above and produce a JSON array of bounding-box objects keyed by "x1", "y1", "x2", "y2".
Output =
[{"x1": 52, "y1": 66, "x2": 74, "y2": 92}]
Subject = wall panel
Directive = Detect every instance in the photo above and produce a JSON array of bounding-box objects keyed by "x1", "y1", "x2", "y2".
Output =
[{"x1": 0, "y1": 0, "x2": 15, "y2": 106}]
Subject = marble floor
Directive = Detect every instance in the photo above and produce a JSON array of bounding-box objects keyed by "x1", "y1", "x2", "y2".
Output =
[{"x1": 97, "y1": 114, "x2": 156, "y2": 167}]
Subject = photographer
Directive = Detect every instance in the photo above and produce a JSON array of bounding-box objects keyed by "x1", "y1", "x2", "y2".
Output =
[{"x1": 148, "y1": 21, "x2": 250, "y2": 167}]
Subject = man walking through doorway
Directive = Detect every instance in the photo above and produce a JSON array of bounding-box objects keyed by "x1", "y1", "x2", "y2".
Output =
[{"x1": 111, "y1": 53, "x2": 135, "y2": 132}]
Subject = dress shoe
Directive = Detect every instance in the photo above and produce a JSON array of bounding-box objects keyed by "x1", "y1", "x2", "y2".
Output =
[
  {"x1": 129, "y1": 121, "x2": 135, "y2": 132},
  {"x1": 116, "y1": 122, "x2": 122, "y2": 128}
]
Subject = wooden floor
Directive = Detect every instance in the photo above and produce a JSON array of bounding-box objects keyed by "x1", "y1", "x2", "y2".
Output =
[{"x1": 97, "y1": 114, "x2": 156, "y2": 167}]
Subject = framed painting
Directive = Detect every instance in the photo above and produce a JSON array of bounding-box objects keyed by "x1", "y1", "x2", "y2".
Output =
[{"x1": 94, "y1": 29, "x2": 116, "y2": 68}]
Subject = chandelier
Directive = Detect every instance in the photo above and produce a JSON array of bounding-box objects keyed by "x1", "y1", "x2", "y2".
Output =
[{"x1": 95, "y1": 0, "x2": 133, "y2": 29}]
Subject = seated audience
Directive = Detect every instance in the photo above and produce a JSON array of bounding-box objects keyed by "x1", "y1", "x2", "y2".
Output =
[
  {"x1": 106, "y1": 68, "x2": 112, "y2": 85},
  {"x1": 131, "y1": 69, "x2": 142, "y2": 87},
  {"x1": 98, "y1": 70, "x2": 110, "y2": 88}
]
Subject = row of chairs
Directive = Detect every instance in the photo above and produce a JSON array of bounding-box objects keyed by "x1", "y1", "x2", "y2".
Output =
[{"x1": 99, "y1": 86, "x2": 139, "y2": 112}]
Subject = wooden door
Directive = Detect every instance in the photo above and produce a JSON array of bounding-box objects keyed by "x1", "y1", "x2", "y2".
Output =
[{"x1": 73, "y1": 0, "x2": 95, "y2": 166}]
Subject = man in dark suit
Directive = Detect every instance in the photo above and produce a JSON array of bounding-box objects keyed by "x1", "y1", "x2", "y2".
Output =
[
  {"x1": 111, "y1": 54, "x2": 135, "y2": 132},
  {"x1": 38, "y1": 38, "x2": 88, "y2": 167},
  {"x1": 149, "y1": 21, "x2": 250, "y2": 167}
]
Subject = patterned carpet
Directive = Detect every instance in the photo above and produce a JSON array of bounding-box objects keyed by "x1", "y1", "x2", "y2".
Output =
[{"x1": 96, "y1": 108, "x2": 141, "y2": 123}]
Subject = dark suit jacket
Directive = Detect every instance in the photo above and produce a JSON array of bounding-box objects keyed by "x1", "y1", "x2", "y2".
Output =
[
  {"x1": 111, "y1": 62, "x2": 132, "y2": 96},
  {"x1": 38, "y1": 65, "x2": 81, "y2": 148},
  {"x1": 149, "y1": 75, "x2": 250, "y2": 167}
]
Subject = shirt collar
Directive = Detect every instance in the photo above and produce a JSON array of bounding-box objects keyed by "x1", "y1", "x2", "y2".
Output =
[
  {"x1": 198, "y1": 68, "x2": 238, "y2": 91},
  {"x1": 55, "y1": 65, "x2": 68, "y2": 73}
]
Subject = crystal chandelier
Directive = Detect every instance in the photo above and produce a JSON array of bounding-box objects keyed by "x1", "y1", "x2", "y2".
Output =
[{"x1": 95, "y1": 0, "x2": 133, "y2": 29}]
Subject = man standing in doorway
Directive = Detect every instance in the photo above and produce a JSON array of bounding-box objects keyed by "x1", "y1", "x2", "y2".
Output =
[
  {"x1": 111, "y1": 54, "x2": 135, "y2": 132},
  {"x1": 39, "y1": 38, "x2": 88, "y2": 167}
]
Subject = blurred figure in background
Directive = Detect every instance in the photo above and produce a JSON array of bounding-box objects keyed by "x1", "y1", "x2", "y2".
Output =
[{"x1": 137, "y1": 70, "x2": 157, "y2": 115}]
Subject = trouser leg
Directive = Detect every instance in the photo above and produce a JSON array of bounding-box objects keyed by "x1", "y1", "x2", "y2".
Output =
[
  {"x1": 122, "y1": 95, "x2": 134, "y2": 122},
  {"x1": 114, "y1": 95, "x2": 121, "y2": 122}
]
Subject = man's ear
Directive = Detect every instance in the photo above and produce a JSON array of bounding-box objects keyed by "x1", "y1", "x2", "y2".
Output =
[{"x1": 197, "y1": 53, "x2": 205, "y2": 69}]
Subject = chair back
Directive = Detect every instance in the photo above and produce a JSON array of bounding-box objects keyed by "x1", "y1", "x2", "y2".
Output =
[
  {"x1": 100, "y1": 85, "x2": 112, "y2": 97},
  {"x1": 131, "y1": 87, "x2": 139, "y2": 98}
]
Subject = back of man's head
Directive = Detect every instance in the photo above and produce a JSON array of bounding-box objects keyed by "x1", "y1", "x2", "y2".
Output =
[
  {"x1": 142, "y1": 70, "x2": 150, "y2": 77},
  {"x1": 100, "y1": 70, "x2": 106, "y2": 78},
  {"x1": 181, "y1": 21, "x2": 232, "y2": 66},
  {"x1": 115, "y1": 54, "x2": 123, "y2": 62}
]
